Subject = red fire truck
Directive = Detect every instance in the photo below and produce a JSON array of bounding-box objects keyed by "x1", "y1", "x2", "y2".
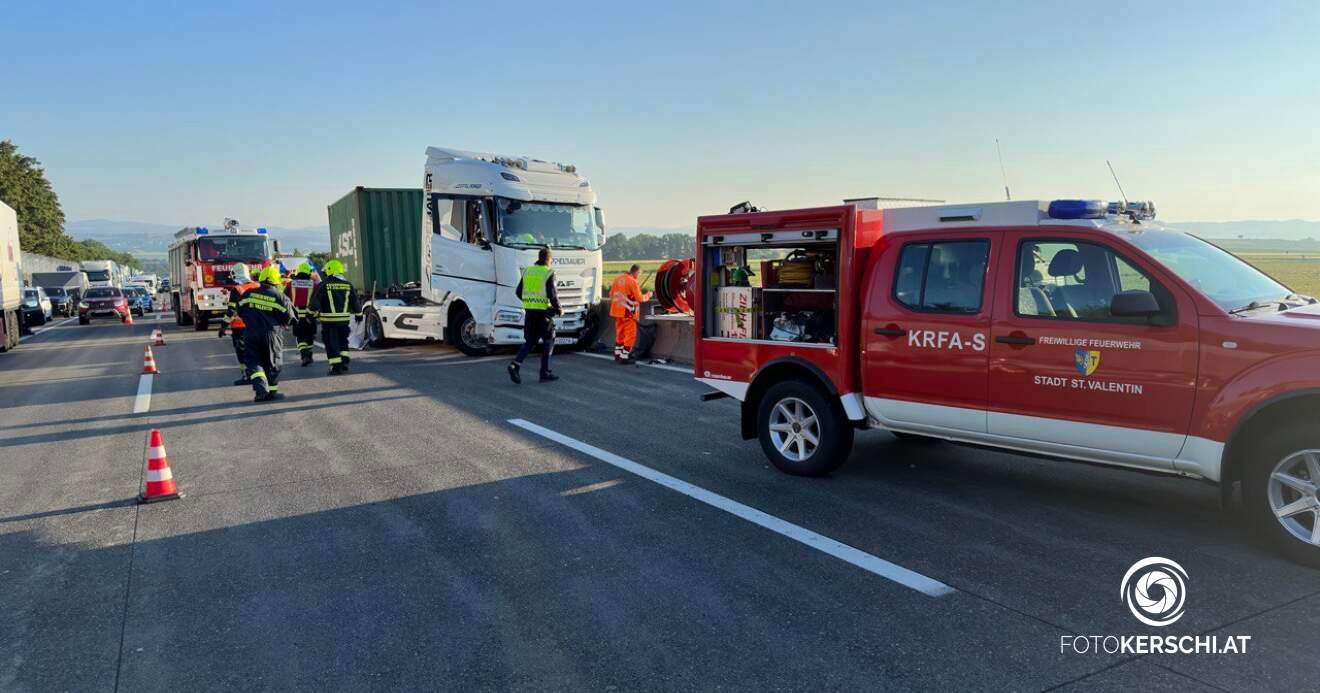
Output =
[
  {"x1": 168, "y1": 220, "x2": 276, "y2": 330},
  {"x1": 696, "y1": 198, "x2": 1320, "y2": 566}
]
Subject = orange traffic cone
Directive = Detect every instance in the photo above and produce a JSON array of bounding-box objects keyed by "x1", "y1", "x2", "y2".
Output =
[
  {"x1": 142, "y1": 346, "x2": 159, "y2": 374},
  {"x1": 139, "y1": 429, "x2": 181, "y2": 503},
  {"x1": 125, "y1": 311, "x2": 134, "y2": 325},
  {"x1": 152, "y1": 328, "x2": 166, "y2": 346}
]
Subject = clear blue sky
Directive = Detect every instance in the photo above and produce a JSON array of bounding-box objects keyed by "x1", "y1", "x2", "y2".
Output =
[{"x1": 2, "y1": 0, "x2": 1317, "y2": 228}]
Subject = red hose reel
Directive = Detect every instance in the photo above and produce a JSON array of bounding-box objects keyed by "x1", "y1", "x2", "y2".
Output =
[{"x1": 653, "y1": 258, "x2": 695, "y2": 314}]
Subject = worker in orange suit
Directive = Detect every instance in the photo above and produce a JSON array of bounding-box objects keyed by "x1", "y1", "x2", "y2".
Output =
[{"x1": 609, "y1": 264, "x2": 651, "y2": 364}]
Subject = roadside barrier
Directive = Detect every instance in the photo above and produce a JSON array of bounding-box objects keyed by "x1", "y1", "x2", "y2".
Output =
[
  {"x1": 142, "y1": 346, "x2": 159, "y2": 374},
  {"x1": 138, "y1": 429, "x2": 181, "y2": 503}
]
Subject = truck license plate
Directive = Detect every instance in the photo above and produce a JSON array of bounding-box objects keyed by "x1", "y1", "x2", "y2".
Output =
[{"x1": 554, "y1": 337, "x2": 577, "y2": 345}]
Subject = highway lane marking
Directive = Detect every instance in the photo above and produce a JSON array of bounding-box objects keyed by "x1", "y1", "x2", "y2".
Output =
[
  {"x1": 133, "y1": 374, "x2": 153, "y2": 414},
  {"x1": 508, "y1": 418, "x2": 957, "y2": 598},
  {"x1": 17, "y1": 316, "x2": 79, "y2": 342},
  {"x1": 574, "y1": 351, "x2": 692, "y2": 374}
]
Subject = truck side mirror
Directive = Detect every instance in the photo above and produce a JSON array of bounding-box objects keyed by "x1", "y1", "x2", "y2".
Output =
[
  {"x1": 273, "y1": 240, "x2": 282, "y2": 254},
  {"x1": 1110, "y1": 290, "x2": 1161, "y2": 318}
]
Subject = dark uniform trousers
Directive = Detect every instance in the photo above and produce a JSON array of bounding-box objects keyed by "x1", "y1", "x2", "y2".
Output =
[
  {"x1": 294, "y1": 315, "x2": 317, "y2": 360},
  {"x1": 244, "y1": 328, "x2": 284, "y2": 397},
  {"x1": 231, "y1": 328, "x2": 247, "y2": 377},
  {"x1": 322, "y1": 321, "x2": 351, "y2": 367}
]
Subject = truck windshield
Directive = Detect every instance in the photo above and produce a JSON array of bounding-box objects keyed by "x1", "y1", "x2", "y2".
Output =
[
  {"x1": 85, "y1": 270, "x2": 111, "y2": 281},
  {"x1": 495, "y1": 199, "x2": 602, "y2": 250},
  {"x1": 1128, "y1": 230, "x2": 1292, "y2": 312},
  {"x1": 197, "y1": 236, "x2": 269, "y2": 262}
]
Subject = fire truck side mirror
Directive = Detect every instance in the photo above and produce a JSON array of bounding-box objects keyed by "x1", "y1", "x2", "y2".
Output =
[
  {"x1": 1110, "y1": 290, "x2": 1160, "y2": 318},
  {"x1": 273, "y1": 240, "x2": 282, "y2": 254}
]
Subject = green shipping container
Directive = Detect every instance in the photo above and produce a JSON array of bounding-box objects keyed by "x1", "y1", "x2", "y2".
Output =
[{"x1": 326, "y1": 187, "x2": 424, "y2": 294}]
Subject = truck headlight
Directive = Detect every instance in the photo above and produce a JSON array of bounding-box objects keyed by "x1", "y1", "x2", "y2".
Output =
[{"x1": 495, "y1": 309, "x2": 524, "y2": 324}]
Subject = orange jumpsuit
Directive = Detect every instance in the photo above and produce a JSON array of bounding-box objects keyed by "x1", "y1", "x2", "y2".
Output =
[{"x1": 610, "y1": 273, "x2": 645, "y2": 360}]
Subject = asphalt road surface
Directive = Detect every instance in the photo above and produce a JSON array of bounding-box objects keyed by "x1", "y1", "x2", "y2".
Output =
[{"x1": 2, "y1": 311, "x2": 1317, "y2": 691}]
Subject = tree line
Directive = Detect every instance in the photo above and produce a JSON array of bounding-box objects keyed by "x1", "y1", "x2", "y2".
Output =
[
  {"x1": 602, "y1": 233, "x2": 695, "y2": 261},
  {"x1": 0, "y1": 140, "x2": 142, "y2": 270}
]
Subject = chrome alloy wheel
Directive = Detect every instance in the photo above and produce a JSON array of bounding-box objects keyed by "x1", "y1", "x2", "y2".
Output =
[
  {"x1": 1268, "y1": 449, "x2": 1320, "y2": 546},
  {"x1": 768, "y1": 397, "x2": 820, "y2": 463}
]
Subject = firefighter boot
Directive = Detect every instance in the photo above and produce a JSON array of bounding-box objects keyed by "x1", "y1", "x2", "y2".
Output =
[{"x1": 300, "y1": 351, "x2": 313, "y2": 367}]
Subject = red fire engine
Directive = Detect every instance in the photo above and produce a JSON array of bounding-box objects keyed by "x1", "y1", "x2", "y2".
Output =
[
  {"x1": 696, "y1": 198, "x2": 1320, "y2": 566},
  {"x1": 168, "y1": 219, "x2": 276, "y2": 330}
]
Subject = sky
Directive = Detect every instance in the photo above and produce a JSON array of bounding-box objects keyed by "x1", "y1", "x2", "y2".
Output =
[{"x1": 2, "y1": 0, "x2": 1318, "y2": 229}]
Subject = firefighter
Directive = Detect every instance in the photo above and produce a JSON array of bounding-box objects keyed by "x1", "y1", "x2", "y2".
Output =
[
  {"x1": 609, "y1": 264, "x2": 651, "y2": 364},
  {"x1": 507, "y1": 247, "x2": 561, "y2": 384},
  {"x1": 237, "y1": 266, "x2": 297, "y2": 402},
  {"x1": 218, "y1": 263, "x2": 261, "y2": 385},
  {"x1": 285, "y1": 262, "x2": 319, "y2": 366},
  {"x1": 310, "y1": 259, "x2": 360, "y2": 376}
]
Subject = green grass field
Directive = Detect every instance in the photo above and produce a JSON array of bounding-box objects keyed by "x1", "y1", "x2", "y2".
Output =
[
  {"x1": 1233, "y1": 252, "x2": 1320, "y2": 296},
  {"x1": 601, "y1": 260, "x2": 670, "y2": 297}
]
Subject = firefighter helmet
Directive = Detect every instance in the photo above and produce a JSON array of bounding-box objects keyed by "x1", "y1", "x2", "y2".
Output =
[
  {"x1": 258, "y1": 265, "x2": 283, "y2": 285},
  {"x1": 324, "y1": 259, "x2": 345, "y2": 276}
]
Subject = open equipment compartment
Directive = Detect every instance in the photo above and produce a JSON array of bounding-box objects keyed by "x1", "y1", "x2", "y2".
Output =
[{"x1": 701, "y1": 230, "x2": 840, "y2": 345}]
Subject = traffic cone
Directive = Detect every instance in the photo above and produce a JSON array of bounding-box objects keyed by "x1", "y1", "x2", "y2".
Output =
[
  {"x1": 139, "y1": 429, "x2": 181, "y2": 503},
  {"x1": 152, "y1": 328, "x2": 166, "y2": 346},
  {"x1": 125, "y1": 311, "x2": 134, "y2": 325},
  {"x1": 142, "y1": 346, "x2": 159, "y2": 374}
]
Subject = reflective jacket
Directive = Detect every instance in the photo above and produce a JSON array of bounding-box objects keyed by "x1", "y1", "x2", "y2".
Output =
[
  {"x1": 236, "y1": 282, "x2": 297, "y2": 334},
  {"x1": 284, "y1": 272, "x2": 318, "y2": 317},
  {"x1": 310, "y1": 274, "x2": 361, "y2": 324},
  {"x1": 224, "y1": 281, "x2": 261, "y2": 329},
  {"x1": 609, "y1": 273, "x2": 644, "y2": 319},
  {"x1": 515, "y1": 264, "x2": 560, "y2": 313}
]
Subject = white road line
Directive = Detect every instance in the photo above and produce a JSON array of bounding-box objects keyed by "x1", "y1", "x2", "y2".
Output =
[
  {"x1": 133, "y1": 374, "x2": 154, "y2": 414},
  {"x1": 508, "y1": 418, "x2": 956, "y2": 598},
  {"x1": 575, "y1": 351, "x2": 692, "y2": 374},
  {"x1": 17, "y1": 316, "x2": 79, "y2": 342}
]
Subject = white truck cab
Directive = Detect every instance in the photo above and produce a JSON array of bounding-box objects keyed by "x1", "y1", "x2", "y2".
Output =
[{"x1": 364, "y1": 147, "x2": 607, "y2": 355}]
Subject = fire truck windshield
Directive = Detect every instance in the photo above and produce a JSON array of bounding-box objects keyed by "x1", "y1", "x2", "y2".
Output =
[
  {"x1": 1130, "y1": 230, "x2": 1291, "y2": 312},
  {"x1": 196, "y1": 236, "x2": 269, "y2": 262}
]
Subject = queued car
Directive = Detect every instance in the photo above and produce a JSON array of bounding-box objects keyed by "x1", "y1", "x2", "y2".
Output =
[
  {"x1": 43, "y1": 286, "x2": 74, "y2": 316},
  {"x1": 21, "y1": 287, "x2": 52, "y2": 326},
  {"x1": 78, "y1": 287, "x2": 130, "y2": 324},
  {"x1": 123, "y1": 285, "x2": 154, "y2": 315}
]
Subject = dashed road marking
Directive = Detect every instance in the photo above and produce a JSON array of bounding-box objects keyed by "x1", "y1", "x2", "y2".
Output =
[
  {"x1": 508, "y1": 418, "x2": 956, "y2": 598},
  {"x1": 17, "y1": 316, "x2": 78, "y2": 342},
  {"x1": 133, "y1": 374, "x2": 153, "y2": 414}
]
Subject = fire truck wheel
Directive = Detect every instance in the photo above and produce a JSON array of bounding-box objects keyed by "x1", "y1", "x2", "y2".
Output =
[
  {"x1": 192, "y1": 307, "x2": 208, "y2": 331},
  {"x1": 1244, "y1": 424, "x2": 1320, "y2": 569},
  {"x1": 757, "y1": 380, "x2": 853, "y2": 477}
]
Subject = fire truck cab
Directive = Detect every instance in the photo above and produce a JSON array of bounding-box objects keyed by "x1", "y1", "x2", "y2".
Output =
[
  {"x1": 696, "y1": 199, "x2": 1320, "y2": 566},
  {"x1": 169, "y1": 220, "x2": 276, "y2": 330}
]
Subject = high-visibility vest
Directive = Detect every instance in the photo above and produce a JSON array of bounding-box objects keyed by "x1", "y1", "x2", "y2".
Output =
[
  {"x1": 286, "y1": 275, "x2": 317, "y2": 316},
  {"x1": 521, "y1": 264, "x2": 551, "y2": 310},
  {"x1": 319, "y1": 280, "x2": 354, "y2": 323}
]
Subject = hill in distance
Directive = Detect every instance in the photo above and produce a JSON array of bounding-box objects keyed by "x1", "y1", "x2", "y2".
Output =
[{"x1": 65, "y1": 219, "x2": 331, "y2": 256}]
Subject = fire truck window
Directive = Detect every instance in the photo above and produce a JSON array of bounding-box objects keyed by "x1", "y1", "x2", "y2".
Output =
[
  {"x1": 893, "y1": 241, "x2": 988, "y2": 314},
  {"x1": 1017, "y1": 240, "x2": 1163, "y2": 322}
]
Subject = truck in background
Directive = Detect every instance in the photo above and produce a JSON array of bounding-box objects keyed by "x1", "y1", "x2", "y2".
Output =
[
  {"x1": 0, "y1": 201, "x2": 22, "y2": 351},
  {"x1": 80, "y1": 259, "x2": 120, "y2": 289},
  {"x1": 328, "y1": 147, "x2": 607, "y2": 356},
  {"x1": 31, "y1": 270, "x2": 89, "y2": 316},
  {"x1": 128, "y1": 273, "x2": 159, "y2": 294},
  {"x1": 169, "y1": 219, "x2": 277, "y2": 330}
]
